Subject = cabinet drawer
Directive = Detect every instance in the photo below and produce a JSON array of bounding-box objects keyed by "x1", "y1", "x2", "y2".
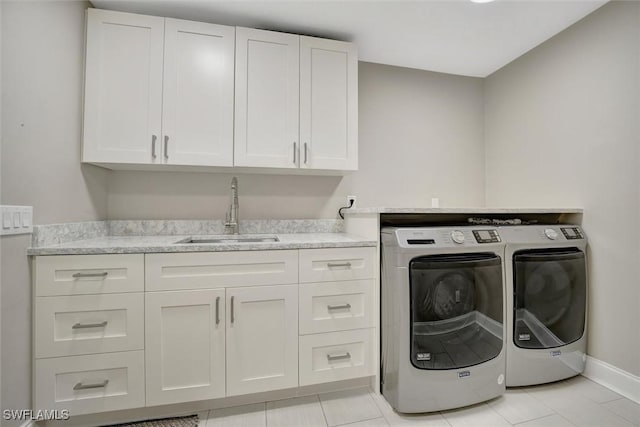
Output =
[
  {"x1": 299, "y1": 329, "x2": 373, "y2": 386},
  {"x1": 299, "y1": 280, "x2": 373, "y2": 334},
  {"x1": 34, "y1": 254, "x2": 144, "y2": 296},
  {"x1": 35, "y1": 351, "x2": 145, "y2": 416},
  {"x1": 146, "y1": 250, "x2": 298, "y2": 291},
  {"x1": 299, "y1": 247, "x2": 375, "y2": 283},
  {"x1": 35, "y1": 293, "x2": 144, "y2": 358}
]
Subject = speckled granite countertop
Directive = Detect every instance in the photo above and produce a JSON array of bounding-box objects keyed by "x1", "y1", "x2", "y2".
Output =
[{"x1": 28, "y1": 233, "x2": 376, "y2": 255}]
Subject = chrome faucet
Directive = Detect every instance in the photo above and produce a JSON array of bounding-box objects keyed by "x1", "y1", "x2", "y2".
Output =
[{"x1": 224, "y1": 177, "x2": 239, "y2": 234}]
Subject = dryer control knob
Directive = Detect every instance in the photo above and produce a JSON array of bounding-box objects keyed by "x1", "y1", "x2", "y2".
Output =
[
  {"x1": 451, "y1": 230, "x2": 465, "y2": 244},
  {"x1": 544, "y1": 228, "x2": 558, "y2": 240}
]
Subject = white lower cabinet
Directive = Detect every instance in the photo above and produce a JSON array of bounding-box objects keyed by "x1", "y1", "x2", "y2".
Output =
[
  {"x1": 299, "y1": 280, "x2": 373, "y2": 334},
  {"x1": 33, "y1": 246, "x2": 375, "y2": 417},
  {"x1": 145, "y1": 289, "x2": 226, "y2": 406},
  {"x1": 35, "y1": 293, "x2": 144, "y2": 358},
  {"x1": 35, "y1": 351, "x2": 145, "y2": 416},
  {"x1": 226, "y1": 285, "x2": 298, "y2": 396},
  {"x1": 299, "y1": 329, "x2": 373, "y2": 386}
]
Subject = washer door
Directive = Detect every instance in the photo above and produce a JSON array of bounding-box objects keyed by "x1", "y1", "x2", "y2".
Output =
[
  {"x1": 409, "y1": 253, "x2": 503, "y2": 370},
  {"x1": 513, "y1": 248, "x2": 586, "y2": 349}
]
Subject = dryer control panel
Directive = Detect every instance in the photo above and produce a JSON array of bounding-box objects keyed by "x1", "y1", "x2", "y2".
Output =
[
  {"x1": 473, "y1": 229, "x2": 501, "y2": 243},
  {"x1": 561, "y1": 227, "x2": 583, "y2": 240}
]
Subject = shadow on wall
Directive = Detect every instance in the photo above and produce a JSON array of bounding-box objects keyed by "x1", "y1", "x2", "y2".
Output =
[{"x1": 106, "y1": 171, "x2": 346, "y2": 220}]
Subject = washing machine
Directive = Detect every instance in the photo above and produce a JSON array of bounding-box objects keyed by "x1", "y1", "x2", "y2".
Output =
[
  {"x1": 380, "y1": 227, "x2": 506, "y2": 413},
  {"x1": 501, "y1": 225, "x2": 587, "y2": 387}
]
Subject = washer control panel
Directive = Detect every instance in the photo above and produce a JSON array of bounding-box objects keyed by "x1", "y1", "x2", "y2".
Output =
[
  {"x1": 561, "y1": 227, "x2": 584, "y2": 240},
  {"x1": 544, "y1": 228, "x2": 558, "y2": 240},
  {"x1": 472, "y1": 229, "x2": 501, "y2": 244}
]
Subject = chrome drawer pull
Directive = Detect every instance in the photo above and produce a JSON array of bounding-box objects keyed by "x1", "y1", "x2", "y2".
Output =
[
  {"x1": 327, "y1": 262, "x2": 352, "y2": 269},
  {"x1": 73, "y1": 379, "x2": 109, "y2": 390},
  {"x1": 215, "y1": 296, "x2": 220, "y2": 325},
  {"x1": 327, "y1": 303, "x2": 351, "y2": 311},
  {"x1": 72, "y1": 321, "x2": 108, "y2": 330},
  {"x1": 327, "y1": 352, "x2": 351, "y2": 361},
  {"x1": 151, "y1": 135, "x2": 157, "y2": 159},
  {"x1": 230, "y1": 296, "x2": 235, "y2": 324},
  {"x1": 72, "y1": 272, "x2": 108, "y2": 279}
]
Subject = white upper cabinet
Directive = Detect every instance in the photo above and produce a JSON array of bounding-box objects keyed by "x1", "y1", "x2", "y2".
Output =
[
  {"x1": 162, "y1": 19, "x2": 235, "y2": 166},
  {"x1": 234, "y1": 28, "x2": 300, "y2": 168},
  {"x1": 300, "y1": 37, "x2": 358, "y2": 171},
  {"x1": 83, "y1": 9, "x2": 358, "y2": 172},
  {"x1": 83, "y1": 10, "x2": 235, "y2": 167},
  {"x1": 83, "y1": 9, "x2": 163, "y2": 164}
]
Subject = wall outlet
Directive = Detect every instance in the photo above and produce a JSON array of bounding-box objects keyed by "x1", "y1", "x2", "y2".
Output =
[
  {"x1": 1, "y1": 205, "x2": 33, "y2": 236},
  {"x1": 347, "y1": 195, "x2": 357, "y2": 209}
]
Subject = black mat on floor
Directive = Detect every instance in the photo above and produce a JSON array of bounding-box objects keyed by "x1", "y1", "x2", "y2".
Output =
[{"x1": 102, "y1": 414, "x2": 198, "y2": 427}]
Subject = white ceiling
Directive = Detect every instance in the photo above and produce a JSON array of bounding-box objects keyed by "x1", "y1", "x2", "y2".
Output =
[{"x1": 91, "y1": 0, "x2": 608, "y2": 77}]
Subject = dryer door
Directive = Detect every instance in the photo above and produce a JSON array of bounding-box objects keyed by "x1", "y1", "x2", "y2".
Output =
[
  {"x1": 409, "y1": 253, "x2": 503, "y2": 370},
  {"x1": 513, "y1": 248, "x2": 586, "y2": 349}
]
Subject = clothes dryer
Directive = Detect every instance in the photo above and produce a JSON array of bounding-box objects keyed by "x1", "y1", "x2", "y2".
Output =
[
  {"x1": 381, "y1": 227, "x2": 506, "y2": 413},
  {"x1": 500, "y1": 225, "x2": 587, "y2": 386}
]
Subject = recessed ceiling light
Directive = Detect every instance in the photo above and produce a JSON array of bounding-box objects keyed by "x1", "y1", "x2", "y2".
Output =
[{"x1": 470, "y1": 0, "x2": 496, "y2": 3}]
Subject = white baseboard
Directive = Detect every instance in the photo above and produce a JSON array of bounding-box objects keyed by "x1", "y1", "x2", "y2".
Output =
[{"x1": 583, "y1": 355, "x2": 640, "y2": 403}]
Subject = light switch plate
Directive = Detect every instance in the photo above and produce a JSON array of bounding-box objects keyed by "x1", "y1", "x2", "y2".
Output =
[{"x1": 0, "y1": 205, "x2": 33, "y2": 235}]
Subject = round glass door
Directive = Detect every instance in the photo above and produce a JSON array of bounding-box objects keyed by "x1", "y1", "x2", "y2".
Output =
[
  {"x1": 409, "y1": 253, "x2": 503, "y2": 370},
  {"x1": 513, "y1": 248, "x2": 586, "y2": 349}
]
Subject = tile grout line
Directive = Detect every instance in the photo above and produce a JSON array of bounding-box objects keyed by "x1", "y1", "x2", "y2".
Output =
[
  {"x1": 596, "y1": 398, "x2": 638, "y2": 425},
  {"x1": 368, "y1": 390, "x2": 394, "y2": 425},
  {"x1": 317, "y1": 393, "x2": 331, "y2": 427},
  {"x1": 334, "y1": 415, "x2": 387, "y2": 427},
  {"x1": 482, "y1": 401, "x2": 517, "y2": 426}
]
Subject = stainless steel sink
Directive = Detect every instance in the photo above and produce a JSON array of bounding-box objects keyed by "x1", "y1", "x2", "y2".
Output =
[{"x1": 174, "y1": 235, "x2": 279, "y2": 244}]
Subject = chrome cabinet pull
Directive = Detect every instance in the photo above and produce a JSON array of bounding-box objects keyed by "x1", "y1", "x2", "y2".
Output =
[
  {"x1": 164, "y1": 135, "x2": 169, "y2": 160},
  {"x1": 327, "y1": 352, "x2": 351, "y2": 361},
  {"x1": 327, "y1": 262, "x2": 352, "y2": 269},
  {"x1": 73, "y1": 379, "x2": 109, "y2": 390},
  {"x1": 304, "y1": 143, "x2": 308, "y2": 164},
  {"x1": 230, "y1": 296, "x2": 235, "y2": 324},
  {"x1": 215, "y1": 296, "x2": 220, "y2": 325},
  {"x1": 72, "y1": 272, "x2": 108, "y2": 279},
  {"x1": 152, "y1": 135, "x2": 157, "y2": 159},
  {"x1": 327, "y1": 303, "x2": 351, "y2": 311},
  {"x1": 72, "y1": 321, "x2": 108, "y2": 330},
  {"x1": 293, "y1": 142, "x2": 297, "y2": 164}
]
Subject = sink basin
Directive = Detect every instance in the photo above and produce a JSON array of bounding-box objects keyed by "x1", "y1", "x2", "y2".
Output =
[{"x1": 175, "y1": 235, "x2": 279, "y2": 244}]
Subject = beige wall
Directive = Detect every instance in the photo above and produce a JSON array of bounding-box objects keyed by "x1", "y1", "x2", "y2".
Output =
[
  {"x1": 107, "y1": 63, "x2": 486, "y2": 219},
  {"x1": 485, "y1": 1, "x2": 640, "y2": 376},
  {"x1": 1, "y1": 1, "x2": 108, "y2": 423}
]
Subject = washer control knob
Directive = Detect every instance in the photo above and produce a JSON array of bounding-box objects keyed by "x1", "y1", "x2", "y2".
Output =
[
  {"x1": 544, "y1": 228, "x2": 558, "y2": 240},
  {"x1": 451, "y1": 230, "x2": 465, "y2": 244}
]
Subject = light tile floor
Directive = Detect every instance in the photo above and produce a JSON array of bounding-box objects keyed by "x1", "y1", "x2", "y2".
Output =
[{"x1": 199, "y1": 376, "x2": 640, "y2": 427}]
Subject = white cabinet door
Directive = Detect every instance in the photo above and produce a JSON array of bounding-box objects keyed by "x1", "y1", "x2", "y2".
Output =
[
  {"x1": 162, "y1": 19, "x2": 235, "y2": 166},
  {"x1": 83, "y1": 9, "x2": 164, "y2": 164},
  {"x1": 234, "y1": 27, "x2": 299, "y2": 168},
  {"x1": 300, "y1": 36, "x2": 358, "y2": 171},
  {"x1": 226, "y1": 285, "x2": 298, "y2": 396},
  {"x1": 35, "y1": 351, "x2": 145, "y2": 416},
  {"x1": 145, "y1": 290, "x2": 225, "y2": 406}
]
